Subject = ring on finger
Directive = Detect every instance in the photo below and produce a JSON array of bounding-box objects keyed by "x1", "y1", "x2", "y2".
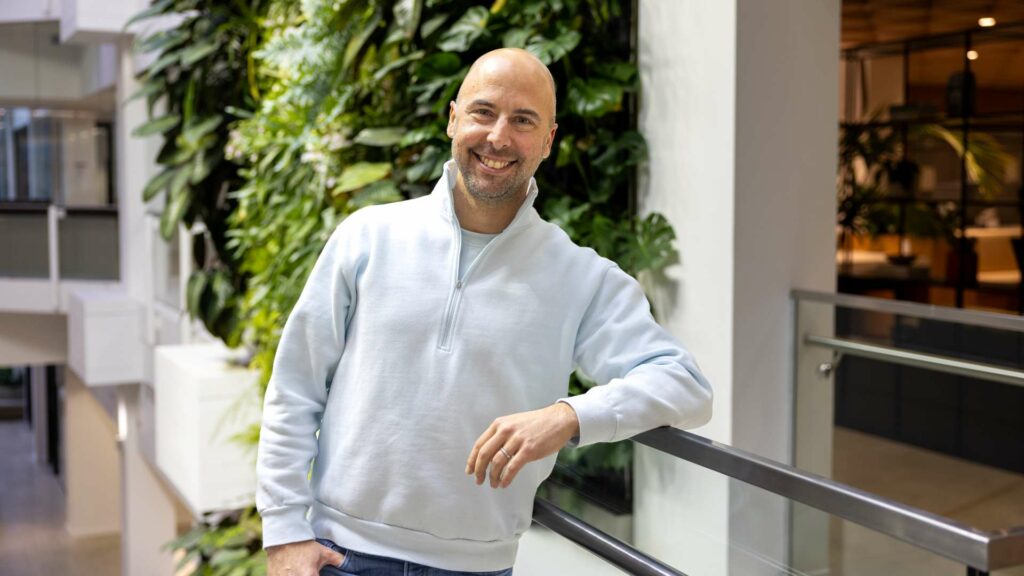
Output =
[{"x1": 499, "y1": 446, "x2": 513, "y2": 460}]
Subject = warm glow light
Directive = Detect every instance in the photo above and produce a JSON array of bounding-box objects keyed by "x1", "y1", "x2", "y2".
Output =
[
  {"x1": 979, "y1": 17, "x2": 996, "y2": 27},
  {"x1": 967, "y1": 50, "x2": 979, "y2": 60}
]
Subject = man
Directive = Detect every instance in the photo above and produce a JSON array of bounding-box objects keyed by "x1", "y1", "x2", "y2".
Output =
[{"x1": 257, "y1": 48, "x2": 712, "y2": 576}]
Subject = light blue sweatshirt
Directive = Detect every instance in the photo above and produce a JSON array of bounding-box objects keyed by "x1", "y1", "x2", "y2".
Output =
[{"x1": 256, "y1": 161, "x2": 713, "y2": 572}]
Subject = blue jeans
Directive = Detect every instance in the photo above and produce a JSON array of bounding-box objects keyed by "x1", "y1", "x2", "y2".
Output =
[{"x1": 316, "y1": 538, "x2": 514, "y2": 576}]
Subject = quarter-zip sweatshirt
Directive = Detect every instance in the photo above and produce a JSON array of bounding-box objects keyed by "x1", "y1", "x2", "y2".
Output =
[{"x1": 256, "y1": 161, "x2": 713, "y2": 572}]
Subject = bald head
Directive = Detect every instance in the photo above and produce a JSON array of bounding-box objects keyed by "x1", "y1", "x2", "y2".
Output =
[{"x1": 457, "y1": 48, "x2": 557, "y2": 125}]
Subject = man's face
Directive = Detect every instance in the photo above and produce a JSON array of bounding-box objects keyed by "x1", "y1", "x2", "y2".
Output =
[{"x1": 447, "y1": 56, "x2": 557, "y2": 205}]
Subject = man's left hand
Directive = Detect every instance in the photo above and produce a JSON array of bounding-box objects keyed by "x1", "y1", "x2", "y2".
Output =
[{"x1": 466, "y1": 402, "x2": 580, "y2": 489}]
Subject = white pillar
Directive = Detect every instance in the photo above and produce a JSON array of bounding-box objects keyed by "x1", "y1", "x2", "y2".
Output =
[
  {"x1": 635, "y1": 1, "x2": 839, "y2": 574},
  {"x1": 120, "y1": 386, "x2": 180, "y2": 576},
  {"x1": 64, "y1": 367, "x2": 122, "y2": 536}
]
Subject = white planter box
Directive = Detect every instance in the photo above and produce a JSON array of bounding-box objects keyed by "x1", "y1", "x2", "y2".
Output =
[
  {"x1": 154, "y1": 342, "x2": 261, "y2": 516},
  {"x1": 60, "y1": 0, "x2": 140, "y2": 44},
  {"x1": 67, "y1": 288, "x2": 145, "y2": 386}
]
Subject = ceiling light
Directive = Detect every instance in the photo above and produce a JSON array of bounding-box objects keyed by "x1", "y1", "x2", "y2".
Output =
[
  {"x1": 979, "y1": 17, "x2": 996, "y2": 27},
  {"x1": 967, "y1": 50, "x2": 979, "y2": 60}
]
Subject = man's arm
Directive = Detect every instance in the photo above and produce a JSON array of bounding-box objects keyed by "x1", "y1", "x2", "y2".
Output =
[
  {"x1": 257, "y1": 222, "x2": 358, "y2": 549},
  {"x1": 560, "y1": 264, "x2": 712, "y2": 445},
  {"x1": 467, "y1": 264, "x2": 712, "y2": 488}
]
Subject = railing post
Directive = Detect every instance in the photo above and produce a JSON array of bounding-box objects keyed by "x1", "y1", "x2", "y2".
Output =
[
  {"x1": 47, "y1": 203, "x2": 63, "y2": 310},
  {"x1": 790, "y1": 293, "x2": 836, "y2": 573}
]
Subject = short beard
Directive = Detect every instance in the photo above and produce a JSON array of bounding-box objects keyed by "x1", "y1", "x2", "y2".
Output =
[{"x1": 460, "y1": 165, "x2": 525, "y2": 205}]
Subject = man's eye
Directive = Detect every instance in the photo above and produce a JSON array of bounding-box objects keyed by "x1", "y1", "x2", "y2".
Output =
[
  {"x1": 514, "y1": 117, "x2": 536, "y2": 127},
  {"x1": 472, "y1": 109, "x2": 494, "y2": 117}
]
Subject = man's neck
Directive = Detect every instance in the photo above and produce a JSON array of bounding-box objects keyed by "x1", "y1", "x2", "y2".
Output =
[{"x1": 452, "y1": 173, "x2": 527, "y2": 234}]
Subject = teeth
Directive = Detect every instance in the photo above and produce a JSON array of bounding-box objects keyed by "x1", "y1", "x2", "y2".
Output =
[{"x1": 479, "y1": 155, "x2": 511, "y2": 169}]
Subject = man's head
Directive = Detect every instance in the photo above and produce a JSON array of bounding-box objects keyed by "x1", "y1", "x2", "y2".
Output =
[{"x1": 447, "y1": 48, "x2": 558, "y2": 205}]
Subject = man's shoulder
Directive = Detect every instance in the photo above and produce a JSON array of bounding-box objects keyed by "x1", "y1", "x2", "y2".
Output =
[
  {"x1": 337, "y1": 194, "x2": 434, "y2": 233},
  {"x1": 530, "y1": 217, "x2": 614, "y2": 270}
]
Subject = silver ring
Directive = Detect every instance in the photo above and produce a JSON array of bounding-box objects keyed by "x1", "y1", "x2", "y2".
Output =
[{"x1": 500, "y1": 446, "x2": 513, "y2": 460}]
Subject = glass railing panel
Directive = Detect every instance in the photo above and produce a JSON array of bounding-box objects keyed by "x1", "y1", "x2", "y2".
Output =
[
  {"x1": 0, "y1": 204, "x2": 49, "y2": 278},
  {"x1": 58, "y1": 208, "x2": 119, "y2": 280},
  {"x1": 612, "y1": 447, "x2": 980, "y2": 576},
  {"x1": 833, "y1": 305, "x2": 1024, "y2": 475}
]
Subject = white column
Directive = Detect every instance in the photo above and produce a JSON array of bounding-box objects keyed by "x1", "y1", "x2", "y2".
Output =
[
  {"x1": 120, "y1": 386, "x2": 180, "y2": 576},
  {"x1": 64, "y1": 367, "x2": 122, "y2": 536},
  {"x1": 635, "y1": 1, "x2": 839, "y2": 574}
]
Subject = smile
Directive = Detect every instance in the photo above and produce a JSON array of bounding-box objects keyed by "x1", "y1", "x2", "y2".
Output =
[{"x1": 474, "y1": 151, "x2": 516, "y2": 171}]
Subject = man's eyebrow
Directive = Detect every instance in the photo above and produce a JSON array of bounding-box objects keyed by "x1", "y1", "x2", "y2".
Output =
[{"x1": 466, "y1": 99, "x2": 542, "y2": 121}]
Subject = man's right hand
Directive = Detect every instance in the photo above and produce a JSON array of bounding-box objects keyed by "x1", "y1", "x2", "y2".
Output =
[{"x1": 266, "y1": 539, "x2": 345, "y2": 576}]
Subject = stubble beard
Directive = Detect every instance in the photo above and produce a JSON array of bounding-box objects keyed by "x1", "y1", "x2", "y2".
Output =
[{"x1": 453, "y1": 144, "x2": 530, "y2": 206}]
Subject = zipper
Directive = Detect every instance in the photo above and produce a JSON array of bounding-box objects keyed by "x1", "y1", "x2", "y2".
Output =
[{"x1": 437, "y1": 227, "x2": 505, "y2": 352}]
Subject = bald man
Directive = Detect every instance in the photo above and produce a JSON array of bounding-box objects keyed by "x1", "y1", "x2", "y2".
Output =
[{"x1": 257, "y1": 48, "x2": 712, "y2": 576}]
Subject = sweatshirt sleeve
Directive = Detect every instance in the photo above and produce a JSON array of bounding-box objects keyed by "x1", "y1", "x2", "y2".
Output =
[
  {"x1": 256, "y1": 221, "x2": 358, "y2": 548},
  {"x1": 558, "y1": 265, "x2": 713, "y2": 447}
]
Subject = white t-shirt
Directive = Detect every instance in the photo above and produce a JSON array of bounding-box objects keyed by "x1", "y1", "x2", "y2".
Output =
[{"x1": 459, "y1": 228, "x2": 498, "y2": 280}]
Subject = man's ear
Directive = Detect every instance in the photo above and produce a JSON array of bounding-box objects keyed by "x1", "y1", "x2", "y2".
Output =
[
  {"x1": 542, "y1": 123, "x2": 558, "y2": 159},
  {"x1": 446, "y1": 101, "x2": 457, "y2": 138}
]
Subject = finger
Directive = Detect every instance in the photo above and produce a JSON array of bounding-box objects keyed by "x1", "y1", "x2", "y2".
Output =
[
  {"x1": 466, "y1": 422, "x2": 497, "y2": 474},
  {"x1": 500, "y1": 448, "x2": 529, "y2": 488},
  {"x1": 488, "y1": 444, "x2": 516, "y2": 488},
  {"x1": 474, "y1": 430, "x2": 508, "y2": 485}
]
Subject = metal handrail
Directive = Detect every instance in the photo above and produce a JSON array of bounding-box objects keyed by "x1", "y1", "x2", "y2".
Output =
[
  {"x1": 805, "y1": 334, "x2": 1024, "y2": 388},
  {"x1": 632, "y1": 427, "x2": 1024, "y2": 572},
  {"x1": 792, "y1": 289, "x2": 1024, "y2": 333},
  {"x1": 532, "y1": 499, "x2": 686, "y2": 576}
]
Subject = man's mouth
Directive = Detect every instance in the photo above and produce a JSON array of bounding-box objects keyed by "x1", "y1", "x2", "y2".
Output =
[{"x1": 473, "y1": 151, "x2": 516, "y2": 171}]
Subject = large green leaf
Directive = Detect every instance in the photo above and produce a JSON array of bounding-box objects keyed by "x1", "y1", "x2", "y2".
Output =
[
  {"x1": 186, "y1": 271, "x2": 208, "y2": 318},
  {"x1": 343, "y1": 10, "x2": 383, "y2": 73},
  {"x1": 353, "y1": 127, "x2": 406, "y2": 147},
  {"x1": 526, "y1": 30, "x2": 581, "y2": 65},
  {"x1": 180, "y1": 116, "x2": 223, "y2": 148},
  {"x1": 180, "y1": 39, "x2": 219, "y2": 67},
  {"x1": 567, "y1": 78, "x2": 624, "y2": 118},
  {"x1": 335, "y1": 162, "x2": 392, "y2": 193},
  {"x1": 350, "y1": 180, "x2": 402, "y2": 209},
  {"x1": 142, "y1": 167, "x2": 176, "y2": 202},
  {"x1": 436, "y1": 7, "x2": 489, "y2": 52},
  {"x1": 123, "y1": 0, "x2": 173, "y2": 29},
  {"x1": 132, "y1": 114, "x2": 180, "y2": 137},
  {"x1": 161, "y1": 183, "x2": 190, "y2": 240},
  {"x1": 393, "y1": 0, "x2": 423, "y2": 41},
  {"x1": 136, "y1": 29, "x2": 188, "y2": 54},
  {"x1": 145, "y1": 50, "x2": 180, "y2": 77},
  {"x1": 124, "y1": 80, "x2": 165, "y2": 105}
]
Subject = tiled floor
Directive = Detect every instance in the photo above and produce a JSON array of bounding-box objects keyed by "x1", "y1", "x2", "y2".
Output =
[
  {"x1": 831, "y1": 427, "x2": 1024, "y2": 576},
  {"x1": 0, "y1": 419, "x2": 120, "y2": 576},
  {"x1": 1, "y1": 417, "x2": 1022, "y2": 575}
]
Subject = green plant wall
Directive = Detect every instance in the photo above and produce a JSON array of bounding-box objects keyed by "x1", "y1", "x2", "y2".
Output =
[{"x1": 134, "y1": 0, "x2": 674, "y2": 571}]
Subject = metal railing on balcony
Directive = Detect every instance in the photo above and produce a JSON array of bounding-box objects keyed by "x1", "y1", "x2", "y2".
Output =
[{"x1": 529, "y1": 290, "x2": 1024, "y2": 576}]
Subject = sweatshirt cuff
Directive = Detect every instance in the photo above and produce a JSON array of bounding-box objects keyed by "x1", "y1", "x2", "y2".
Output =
[
  {"x1": 557, "y1": 388, "x2": 619, "y2": 447},
  {"x1": 260, "y1": 505, "x2": 316, "y2": 549}
]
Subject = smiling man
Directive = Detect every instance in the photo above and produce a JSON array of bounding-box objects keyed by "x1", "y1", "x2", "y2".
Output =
[{"x1": 257, "y1": 48, "x2": 712, "y2": 576}]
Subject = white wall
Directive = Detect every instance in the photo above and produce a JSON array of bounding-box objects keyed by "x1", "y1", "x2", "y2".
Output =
[
  {"x1": 64, "y1": 367, "x2": 122, "y2": 537},
  {"x1": 0, "y1": 0, "x2": 61, "y2": 24},
  {"x1": 0, "y1": 22, "x2": 86, "y2": 105},
  {"x1": 635, "y1": 1, "x2": 839, "y2": 574},
  {"x1": 0, "y1": 312, "x2": 67, "y2": 366}
]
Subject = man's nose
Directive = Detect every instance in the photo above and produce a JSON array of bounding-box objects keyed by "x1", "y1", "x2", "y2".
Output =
[{"x1": 486, "y1": 117, "x2": 511, "y2": 149}]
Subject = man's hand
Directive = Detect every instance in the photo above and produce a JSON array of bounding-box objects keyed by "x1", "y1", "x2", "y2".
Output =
[
  {"x1": 266, "y1": 539, "x2": 344, "y2": 576},
  {"x1": 466, "y1": 402, "x2": 580, "y2": 489}
]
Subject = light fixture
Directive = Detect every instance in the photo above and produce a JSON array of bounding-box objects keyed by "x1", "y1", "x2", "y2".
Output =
[
  {"x1": 967, "y1": 50, "x2": 979, "y2": 60},
  {"x1": 979, "y1": 17, "x2": 996, "y2": 27}
]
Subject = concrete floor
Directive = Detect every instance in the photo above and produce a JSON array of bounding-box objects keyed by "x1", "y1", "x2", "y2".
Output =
[{"x1": 1, "y1": 417, "x2": 1022, "y2": 576}]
